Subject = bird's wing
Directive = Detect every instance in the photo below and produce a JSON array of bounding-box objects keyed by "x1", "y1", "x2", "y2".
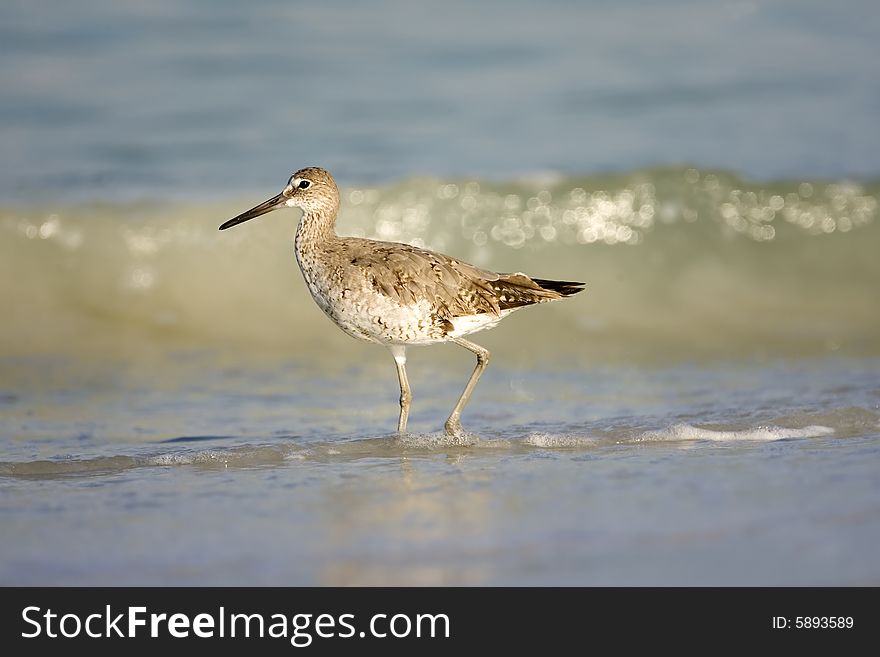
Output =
[{"x1": 345, "y1": 240, "x2": 566, "y2": 319}]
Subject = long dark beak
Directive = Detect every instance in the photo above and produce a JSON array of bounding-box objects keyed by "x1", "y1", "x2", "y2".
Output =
[{"x1": 219, "y1": 193, "x2": 287, "y2": 231}]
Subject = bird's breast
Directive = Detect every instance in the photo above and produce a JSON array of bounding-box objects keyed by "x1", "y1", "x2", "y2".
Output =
[{"x1": 293, "y1": 243, "x2": 451, "y2": 346}]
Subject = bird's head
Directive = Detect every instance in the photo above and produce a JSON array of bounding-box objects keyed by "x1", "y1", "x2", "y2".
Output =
[{"x1": 219, "y1": 166, "x2": 339, "y2": 231}]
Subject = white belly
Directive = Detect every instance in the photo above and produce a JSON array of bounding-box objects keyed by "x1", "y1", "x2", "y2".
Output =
[{"x1": 447, "y1": 310, "x2": 516, "y2": 338}]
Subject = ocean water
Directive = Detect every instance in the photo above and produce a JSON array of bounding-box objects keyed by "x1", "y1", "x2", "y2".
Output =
[
  {"x1": 2, "y1": 1, "x2": 880, "y2": 585},
  {"x1": 2, "y1": 0, "x2": 879, "y2": 199}
]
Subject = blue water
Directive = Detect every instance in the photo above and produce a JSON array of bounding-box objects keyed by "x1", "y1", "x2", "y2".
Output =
[{"x1": 1, "y1": 0, "x2": 878, "y2": 200}]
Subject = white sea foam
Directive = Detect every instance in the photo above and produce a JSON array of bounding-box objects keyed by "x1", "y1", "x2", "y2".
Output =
[
  {"x1": 395, "y1": 432, "x2": 480, "y2": 448},
  {"x1": 149, "y1": 445, "x2": 291, "y2": 467},
  {"x1": 522, "y1": 433, "x2": 597, "y2": 448},
  {"x1": 638, "y1": 424, "x2": 835, "y2": 443},
  {"x1": 149, "y1": 451, "x2": 227, "y2": 466}
]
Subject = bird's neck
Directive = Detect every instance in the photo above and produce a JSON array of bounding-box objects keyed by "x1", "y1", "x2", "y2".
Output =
[{"x1": 295, "y1": 209, "x2": 337, "y2": 254}]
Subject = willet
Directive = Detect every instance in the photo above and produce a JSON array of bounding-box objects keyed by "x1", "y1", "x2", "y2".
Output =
[{"x1": 219, "y1": 167, "x2": 584, "y2": 435}]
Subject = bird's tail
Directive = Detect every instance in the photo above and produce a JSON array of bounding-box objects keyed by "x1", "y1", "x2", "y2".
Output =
[{"x1": 481, "y1": 274, "x2": 585, "y2": 312}]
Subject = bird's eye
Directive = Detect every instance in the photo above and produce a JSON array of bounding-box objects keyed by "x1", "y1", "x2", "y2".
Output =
[{"x1": 298, "y1": 180, "x2": 311, "y2": 189}]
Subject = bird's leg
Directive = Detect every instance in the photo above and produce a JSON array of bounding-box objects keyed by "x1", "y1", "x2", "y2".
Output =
[
  {"x1": 445, "y1": 338, "x2": 491, "y2": 436},
  {"x1": 390, "y1": 346, "x2": 411, "y2": 434}
]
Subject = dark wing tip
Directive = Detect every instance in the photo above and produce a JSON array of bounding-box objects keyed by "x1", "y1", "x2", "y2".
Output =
[{"x1": 530, "y1": 278, "x2": 586, "y2": 297}]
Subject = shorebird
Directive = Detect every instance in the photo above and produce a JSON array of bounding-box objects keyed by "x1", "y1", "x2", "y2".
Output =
[{"x1": 219, "y1": 167, "x2": 583, "y2": 435}]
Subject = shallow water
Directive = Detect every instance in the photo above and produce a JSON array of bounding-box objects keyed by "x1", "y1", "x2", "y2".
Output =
[
  {"x1": 2, "y1": 346, "x2": 879, "y2": 585},
  {"x1": 2, "y1": 1, "x2": 880, "y2": 585}
]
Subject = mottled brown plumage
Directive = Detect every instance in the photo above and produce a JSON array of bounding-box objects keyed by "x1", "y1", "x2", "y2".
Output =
[
  {"x1": 335, "y1": 239, "x2": 577, "y2": 323},
  {"x1": 220, "y1": 166, "x2": 584, "y2": 435}
]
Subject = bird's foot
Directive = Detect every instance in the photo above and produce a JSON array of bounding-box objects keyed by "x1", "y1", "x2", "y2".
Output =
[{"x1": 444, "y1": 417, "x2": 464, "y2": 437}]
